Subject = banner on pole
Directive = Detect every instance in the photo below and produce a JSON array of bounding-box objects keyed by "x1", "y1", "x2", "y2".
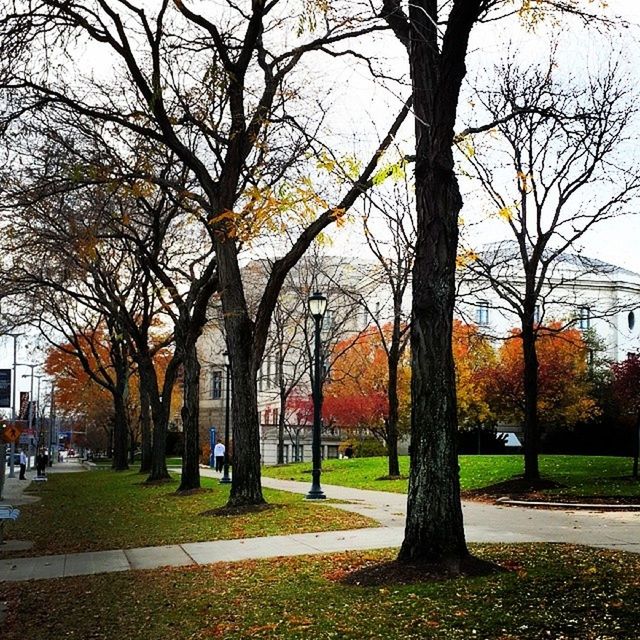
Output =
[{"x1": 0, "y1": 370, "x2": 10, "y2": 408}]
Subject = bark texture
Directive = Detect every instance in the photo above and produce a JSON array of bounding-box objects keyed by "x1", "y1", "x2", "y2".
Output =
[
  {"x1": 179, "y1": 341, "x2": 201, "y2": 491},
  {"x1": 395, "y1": 0, "x2": 482, "y2": 566}
]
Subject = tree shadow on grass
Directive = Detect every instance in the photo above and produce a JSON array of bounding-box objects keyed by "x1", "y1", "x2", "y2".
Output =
[
  {"x1": 337, "y1": 555, "x2": 506, "y2": 587},
  {"x1": 199, "y1": 503, "x2": 285, "y2": 517}
]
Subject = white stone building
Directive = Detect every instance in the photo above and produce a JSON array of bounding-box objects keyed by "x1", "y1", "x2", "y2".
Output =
[
  {"x1": 457, "y1": 243, "x2": 640, "y2": 361},
  {"x1": 197, "y1": 254, "x2": 395, "y2": 465}
]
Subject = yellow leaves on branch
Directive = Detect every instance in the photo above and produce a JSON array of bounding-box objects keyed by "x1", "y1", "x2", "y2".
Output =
[
  {"x1": 516, "y1": 0, "x2": 608, "y2": 30},
  {"x1": 517, "y1": 170, "x2": 532, "y2": 194},
  {"x1": 210, "y1": 178, "x2": 350, "y2": 243},
  {"x1": 316, "y1": 150, "x2": 362, "y2": 183},
  {"x1": 297, "y1": 0, "x2": 330, "y2": 35},
  {"x1": 456, "y1": 249, "x2": 479, "y2": 269},
  {"x1": 371, "y1": 158, "x2": 407, "y2": 186}
]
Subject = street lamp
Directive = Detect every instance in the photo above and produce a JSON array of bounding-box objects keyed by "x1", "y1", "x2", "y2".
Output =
[
  {"x1": 306, "y1": 291, "x2": 327, "y2": 500},
  {"x1": 20, "y1": 364, "x2": 40, "y2": 470},
  {"x1": 220, "y1": 351, "x2": 232, "y2": 484}
]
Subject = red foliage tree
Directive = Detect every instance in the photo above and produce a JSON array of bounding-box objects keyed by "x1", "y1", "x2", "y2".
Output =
[{"x1": 611, "y1": 354, "x2": 640, "y2": 479}]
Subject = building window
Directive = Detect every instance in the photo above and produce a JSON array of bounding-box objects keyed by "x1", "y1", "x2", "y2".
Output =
[
  {"x1": 266, "y1": 355, "x2": 272, "y2": 387},
  {"x1": 628, "y1": 311, "x2": 636, "y2": 332},
  {"x1": 272, "y1": 408, "x2": 279, "y2": 426},
  {"x1": 327, "y1": 445, "x2": 339, "y2": 459},
  {"x1": 210, "y1": 370, "x2": 222, "y2": 399},
  {"x1": 534, "y1": 305, "x2": 541, "y2": 324},
  {"x1": 578, "y1": 306, "x2": 591, "y2": 330},
  {"x1": 475, "y1": 301, "x2": 490, "y2": 326},
  {"x1": 275, "y1": 357, "x2": 282, "y2": 386}
]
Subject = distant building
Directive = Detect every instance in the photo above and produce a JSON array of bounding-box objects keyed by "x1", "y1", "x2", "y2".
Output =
[
  {"x1": 457, "y1": 243, "x2": 640, "y2": 362},
  {"x1": 197, "y1": 255, "x2": 392, "y2": 465}
]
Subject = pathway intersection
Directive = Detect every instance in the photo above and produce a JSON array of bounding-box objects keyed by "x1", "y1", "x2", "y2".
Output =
[{"x1": 0, "y1": 461, "x2": 638, "y2": 582}]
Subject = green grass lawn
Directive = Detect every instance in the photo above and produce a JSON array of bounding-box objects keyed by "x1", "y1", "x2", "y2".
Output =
[
  {"x1": 263, "y1": 455, "x2": 640, "y2": 497},
  {"x1": 2, "y1": 469, "x2": 376, "y2": 557},
  {"x1": 3, "y1": 543, "x2": 639, "y2": 639}
]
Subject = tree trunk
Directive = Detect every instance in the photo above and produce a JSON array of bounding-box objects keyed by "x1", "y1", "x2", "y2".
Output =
[
  {"x1": 112, "y1": 390, "x2": 129, "y2": 471},
  {"x1": 228, "y1": 344, "x2": 264, "y2": 506},
  {"x1": 218, "y1": 242, "x2": 264, "y2": 507},
  {"x1": 277, "y1": 388, "x2": 286, "y2": 465},
  {"x1": 139, "y1": 383, "x2": 152, "y2": 473},
  {"x1": 387, "y1": 350, "x2": 400, "y2": 477},
  {"x1": 398, "y1": 167, "x2": 468, "y2": 567},
  {"x1": 633, "y1": 410, "x2": 640, "y2": 480},
  {"x1": 178, "y1": 341, "x2": 201, "y2": 492},
  {"x1": 397, "y1": 0, "x2": 479, "y2": 567},
  {"x1": 129, "y1": 429, "x2": 136, "y2": 464},
  {"x1": 138, "y1": 356, "x2": 171, "y2": 483},
  {"x1": 522, "y1": 319, "x2": 540, "y2": 480}
]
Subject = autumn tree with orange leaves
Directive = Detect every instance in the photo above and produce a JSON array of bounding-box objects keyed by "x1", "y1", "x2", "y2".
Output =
[
  {"x1": 452, "y1": 320, "x2": 495, "y2": 432},
  {"x1": 45, "y1": 326, "x2": 181, "y2": 464},
  {"x1": 484, "y1": 324, "x2": 598, "y2": 434},
  {"x1": 323, "y1": 327, "x2": 411, "y2": 450}
]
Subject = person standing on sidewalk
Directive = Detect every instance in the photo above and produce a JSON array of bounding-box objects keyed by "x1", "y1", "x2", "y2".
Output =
[
  {"x1": 214, "y1": 440, "x2": 225, "y2": 473},
  {"x1": 35, "y1": 448, "x2": 47, "y2": 477},
  {"x1": 19, "y1": 448, "x2": 27, "y2": 480}
]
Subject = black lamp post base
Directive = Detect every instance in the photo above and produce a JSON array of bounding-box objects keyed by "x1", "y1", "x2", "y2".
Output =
[
  {"x1": 219, "y1": 476, "x2": 232, "y2": 484},
  {"x1": 305, "y1": 488, "x2": 326, "y2": 500}
]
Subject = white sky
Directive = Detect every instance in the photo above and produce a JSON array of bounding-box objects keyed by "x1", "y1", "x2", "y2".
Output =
[{"x1": 2, "y1": 0, "x2": 640, "y2": 382}]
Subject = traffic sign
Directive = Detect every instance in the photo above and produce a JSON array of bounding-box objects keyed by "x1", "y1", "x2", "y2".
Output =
[{"x1": 1, "y1": 424, "x2": 22, "y2": 443}]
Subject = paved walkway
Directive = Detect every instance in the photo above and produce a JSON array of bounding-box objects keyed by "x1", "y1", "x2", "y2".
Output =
[{"x1": 0, "y1": 464, "x2": 638, "y2": 583}]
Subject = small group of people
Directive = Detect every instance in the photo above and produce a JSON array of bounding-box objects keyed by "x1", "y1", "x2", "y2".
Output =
[{"x1": 14, "y1": 447, "x2": 48, "y2": 479}]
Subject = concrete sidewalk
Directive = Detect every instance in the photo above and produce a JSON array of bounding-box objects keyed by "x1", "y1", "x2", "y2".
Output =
[{"x1": 1, "y1": 464, "x2": 638, "y2": 583}]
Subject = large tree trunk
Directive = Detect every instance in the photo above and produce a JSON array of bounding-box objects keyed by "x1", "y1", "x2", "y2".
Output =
[
  {"x1": 218, "y1": 242, "x2": 265, "y2": 507},
  {"x1": 522, "y1": 318, "x2": 540, "y2": 480},
  {"x1": 138, "y1": 356, "x2": 171, "y2": 483},
  {"x1": 139, "y1": 384, "x2": 152, "y2": 473},
  {"x1": 398, "y1": 0, "x2": 480, "y2": 568},
  {"x1": 112, "y1": 389, "x2": 130, "y2": 471},
  {"x1": 399, "y1": 167, "x2": 467, "y2": 566},
  {"x1": 228, "y1": 342, "x2": 264, "y2": 506},
  {"x1": 178, "y1": 341, "x2": 201, "y2": 492},
  {"x1": 387, "y1": 349, "x2": 400, "y2": 477}
]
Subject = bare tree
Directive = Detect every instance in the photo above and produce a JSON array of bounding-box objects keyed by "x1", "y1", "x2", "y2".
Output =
[
  {"x1": 459, "y1": 54, "x2": 640, "y2": 480},
  {"x1": 342, "y1": 176, "x2": 414, "y2": 476}
]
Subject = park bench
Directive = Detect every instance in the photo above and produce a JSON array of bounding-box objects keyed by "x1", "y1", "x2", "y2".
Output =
[{"x1": 0, "y1": 505, "x2": 21, "y2": 544}]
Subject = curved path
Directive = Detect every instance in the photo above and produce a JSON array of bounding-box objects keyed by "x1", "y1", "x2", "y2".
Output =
[
  {"x1": 0, "y1": 465, "x2": 638, "y2": 583},
  {"x1": 259, "y1": 474, "x2": 640, "y2": 553}
]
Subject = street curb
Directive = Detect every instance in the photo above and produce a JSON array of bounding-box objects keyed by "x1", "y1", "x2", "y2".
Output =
[{"x1": 495, "y1": 496, "x2": 640, "y2": 510}]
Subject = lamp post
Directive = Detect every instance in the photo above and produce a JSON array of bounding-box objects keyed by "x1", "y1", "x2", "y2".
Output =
[
  {"x1": 220, "y1": 351, "x2": 232, "y2": 484},
  {"x1": 306, "y1": 291, "x2": 327, "y2": 500},
  {"x1": 20, "y1": 364, "x2": 39, "y2": 470}
]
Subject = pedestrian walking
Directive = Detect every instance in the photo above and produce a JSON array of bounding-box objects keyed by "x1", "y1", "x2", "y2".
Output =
[
  {"x1": 19, "y1": 449, "x2": 27, "y2": 480},
  {"x1": 214, "y1": 440, "x2": 225, "y2": 473}
]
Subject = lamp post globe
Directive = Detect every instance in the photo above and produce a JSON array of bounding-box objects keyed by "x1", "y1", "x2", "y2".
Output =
[
  {"x1": 220, "y1": 351, "x2": 232, "y2": 484},
  {"x1": 306, "y1": 291, "x2": 327, "y2": 500}
]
